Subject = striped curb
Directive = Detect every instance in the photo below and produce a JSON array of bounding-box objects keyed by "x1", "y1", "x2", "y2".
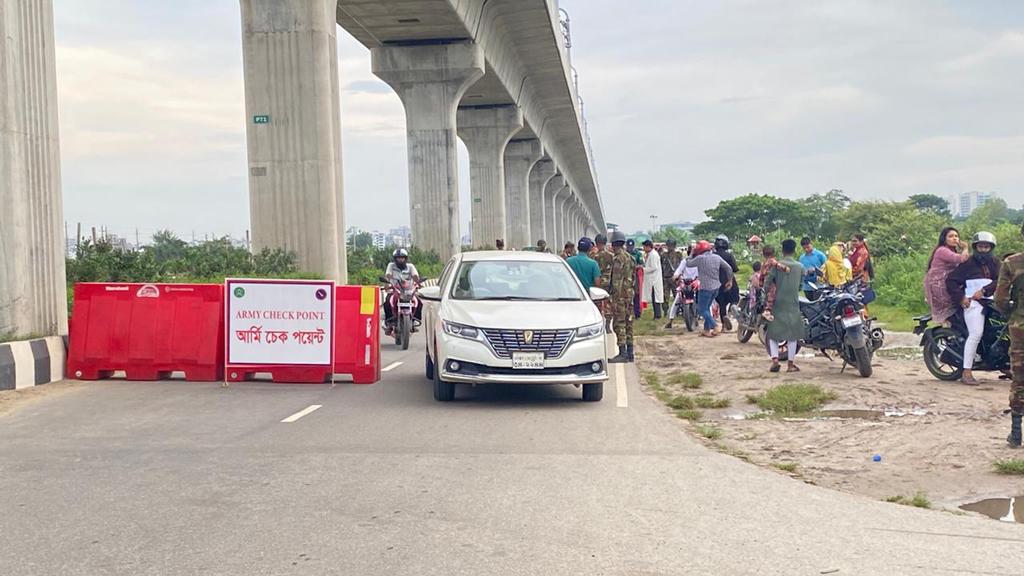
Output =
[{"x1": 0, "y1": 336, "x2": 66, "y2": 391}]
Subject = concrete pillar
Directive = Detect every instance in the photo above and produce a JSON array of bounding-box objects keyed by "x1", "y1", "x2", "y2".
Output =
[
  {"x1": 0, "y1": 0, "x2": 67, "y2": 337},
  {"x1": 241, "y1": 0, "x2": 346, "y2": 281},
  {"x1": 543, "y1": 176, "x2": 565, "y2": 247},
  {"x1": 457, "y1": 105, "x2": 523, "y2": 249},
  {"x1": 372, "y1": 42, "x2": 484, "y2": 261},
  {"x1": 503, "y1": 139, "x2": 542, "y2": 250},
  {"x1": 542, "y1": 174, "x2": 564, "y2": 246},
  {"x1": 528, "y1": 160, "x2": 555, "y2": 245},
  {"x1": 556, "y1": 192, "x2": 572, "y2": 248}
]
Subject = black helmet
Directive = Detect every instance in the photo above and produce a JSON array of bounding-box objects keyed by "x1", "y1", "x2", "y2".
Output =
[
  {"x1": 714, "y1": 235, "x2": 730, "y2": 250},
  {"x1": 610, "y1": 230, "x2": 626, "y2": 245},
  {"x1": 594, "y1": 233, "x2": 608, "y2": 245}
]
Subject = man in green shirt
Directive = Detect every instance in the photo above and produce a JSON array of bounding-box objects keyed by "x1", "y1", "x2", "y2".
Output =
[{"x1": 567, "y1": 237, "x2": 602, "y2": 291}]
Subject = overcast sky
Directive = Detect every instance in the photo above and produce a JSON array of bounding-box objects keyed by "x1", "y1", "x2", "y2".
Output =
[{"x1": 53, "y1": 1, "x2": 1024, "y2": 241}]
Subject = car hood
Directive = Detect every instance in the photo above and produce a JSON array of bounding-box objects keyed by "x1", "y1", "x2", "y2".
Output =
[{"x1": 442, "y1": 300, "x2": 602, "y2": 330}]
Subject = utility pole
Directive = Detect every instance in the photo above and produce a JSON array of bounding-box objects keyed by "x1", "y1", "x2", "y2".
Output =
[
  {"x1": 91, "y1": 226, "x2": 97, "y2": 244},
  {"x1": 76, "y1": 222, "x2": 81, "y2": 252},
  {"x1": 245, "y1": 230, "x2": 251, "y2": 253},
  {"x1": 135, "y1": 228, "x2": 140, "y2": 249}
]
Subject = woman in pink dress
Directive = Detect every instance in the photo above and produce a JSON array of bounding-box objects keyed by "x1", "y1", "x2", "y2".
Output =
[{"x1": 924, "y1": 227, "x2": 969, "y2": 324}]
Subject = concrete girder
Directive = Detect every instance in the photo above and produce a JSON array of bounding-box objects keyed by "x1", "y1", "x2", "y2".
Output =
[
  {"x1": 456, "y1": 104, "x2": 522, "y2": 249},
  {"x1": 371, "y1": 41, "x2": 485, "y2": 261},
  {"x1": 0, "y1": 0, "x2": 67, "y2": 337},
  {"x1": 527, "y1": 159, "x2": 555, "y2": 246},
  {"x1": 241, "y1": 0, "x2": 347, "y2": 281},
  {"x1": 503, "y1": 138, "x2": 542, "y2": 251}
]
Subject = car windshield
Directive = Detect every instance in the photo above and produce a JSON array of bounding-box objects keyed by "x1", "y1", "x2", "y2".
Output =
[{"x1": 450, "y1": 260, "x2": 585, "y2": 301}]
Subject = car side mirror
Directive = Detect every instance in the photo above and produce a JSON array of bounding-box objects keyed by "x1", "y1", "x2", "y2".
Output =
[
  {"x1": 419, "y1": 286, "x2": 442, "y2": 301},
  {"x1": 589, "y1": 287, "x2": 609, "y2": 302}
]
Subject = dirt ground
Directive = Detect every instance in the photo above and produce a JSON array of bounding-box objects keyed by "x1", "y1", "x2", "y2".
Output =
[{"x1": 635, "y1": 325, "x2": 1024, "y2": 510}]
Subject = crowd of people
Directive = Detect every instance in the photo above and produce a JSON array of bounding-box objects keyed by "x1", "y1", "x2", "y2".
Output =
[{"x1": 476, "y1": 225, "x2": 1024, "y2": 447}]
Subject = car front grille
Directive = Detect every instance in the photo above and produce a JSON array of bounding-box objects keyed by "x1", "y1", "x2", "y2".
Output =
[{"x1": 480, "y1": 328, "x2": 574, "y2": 359}]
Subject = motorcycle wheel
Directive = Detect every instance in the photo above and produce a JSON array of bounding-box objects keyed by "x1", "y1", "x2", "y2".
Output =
[
  {"x1": 683, "y1": 303, "x2": 695, "y2": 332},
  {"x1": 738, "y1": 326, "x2": 754, "y2": 343},
  {"x1": 923, "y1": 328, "x2": 963, "y2": 381},
  {"x1": 400, "y1": 316, "x2": 411, "y2": 351},
  {"x1": 853, "y1": 346, "x2": 873, "y2": 378},
  {"x1": 757, "y1": 323, "x2": 767, "y2": 346}
]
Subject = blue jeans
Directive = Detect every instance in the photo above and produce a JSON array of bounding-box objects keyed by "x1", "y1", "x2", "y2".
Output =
[{"x1": 697, "y1": 288, "x2": 719, "y2": 331}]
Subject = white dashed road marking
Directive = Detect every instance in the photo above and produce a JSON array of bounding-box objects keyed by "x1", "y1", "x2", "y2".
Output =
[
  {"x1": 382, "y1": 361, "x2": 404, "y2": 372},
  {"x1": 281, "y1": 405, "x2": 322, "y2": 423},
  {"x1": 615, "y1": 363, "x2": 628, "y2": 408}
]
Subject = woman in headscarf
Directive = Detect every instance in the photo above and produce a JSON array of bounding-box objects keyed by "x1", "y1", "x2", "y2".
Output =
[
  {"x1": 945, "y1": 231, "x2": 1000, "y2": 385},
  {"x1": 924, "y1": 227, "x2": 969, "y2": 325},
  {"x1": 823, "y1": 243, "x2": 852, "y2": 287}
]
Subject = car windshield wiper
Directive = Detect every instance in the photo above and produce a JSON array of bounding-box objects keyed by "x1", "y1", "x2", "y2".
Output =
[{"x1": 472, "y1": 296, "x2": 538, "y2": 301}]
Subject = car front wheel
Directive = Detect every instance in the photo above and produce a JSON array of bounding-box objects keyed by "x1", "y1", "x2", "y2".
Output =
[
  {"x1": 433, "y1": 356, "x2": 455, "y2": 402},
  {"x1": 582, "y1": 382, "x2": 603, "y2": 402}
]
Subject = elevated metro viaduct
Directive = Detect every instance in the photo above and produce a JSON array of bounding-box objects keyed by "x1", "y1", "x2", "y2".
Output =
[{"x1": 0, "y1": 0, "x2": 603, "y2": 338}]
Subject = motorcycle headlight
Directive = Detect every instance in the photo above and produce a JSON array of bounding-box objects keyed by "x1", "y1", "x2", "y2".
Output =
[
  {"x1": 576, "y1": 322, "x2": 605, "y2": 340},
  {"x1": 443, "y1": 321, "x2": 480, "y2": 340}
]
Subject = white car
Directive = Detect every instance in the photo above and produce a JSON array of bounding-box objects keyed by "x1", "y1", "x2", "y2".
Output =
[{"x1": 420, "y1": 251, "x2": 610, "y2": 402}]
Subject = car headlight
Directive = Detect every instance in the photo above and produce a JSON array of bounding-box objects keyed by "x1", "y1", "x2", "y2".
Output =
[
  {"x1": 576, "y1": 322, "x2": 605, "y2": 340},
  {"x1": 443, "y1": 321, "x2": 480, "y2": 340}
]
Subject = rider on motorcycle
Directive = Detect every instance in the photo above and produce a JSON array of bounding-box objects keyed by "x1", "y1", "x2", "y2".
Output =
[
  {"x1": 384, "y1": 248, "x2": 422, "y2": 336},
  {"x1": 945, "y1": 231, "x2": 1000, "y2": 385},
  {"x1": 663, "y1": 243, "x2": 702, "y2": 329}
]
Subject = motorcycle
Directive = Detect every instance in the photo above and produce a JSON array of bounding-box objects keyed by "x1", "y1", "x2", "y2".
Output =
[
  {"x1": 765, "y1": 282, "x2": 877, "y2": 377},
  {"x1": 382, "y1": 276, "x2": 420, "y2": 350},
  {"x1": 915, "y1": 300, "x2": 1010, "y2": 381},
  {"x1": 735, "y1": 285, "x2": 767, "y2": 344},
  {"x1": 670, "y1": 278, "x2": 699, "y2": 332}
]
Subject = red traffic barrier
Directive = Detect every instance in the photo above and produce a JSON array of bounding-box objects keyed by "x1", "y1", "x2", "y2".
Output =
[
  {"x1": 333, "y1": 286, "x2": 381, "y2": 384},
  {"x1": 67, "y1": 283, "x2": 224, "y2": 381}
]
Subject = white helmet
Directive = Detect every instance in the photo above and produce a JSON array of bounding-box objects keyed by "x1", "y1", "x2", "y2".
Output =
[
  {"x1": 392, "y1": 248, "x2": 409, "y2": 261},
  {"x1": 971, "y1": 231, "x2": 997, "y2": 249}
]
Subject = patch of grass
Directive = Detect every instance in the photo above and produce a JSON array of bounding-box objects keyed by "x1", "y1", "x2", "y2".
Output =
[
  {"x1": 869, "y1": 303, "x2": 917, "y2": 333},
  {"x1": 642, "y1": 371, "x2": 661, "y2": 387},
  {"x1": 751, "y1": 384, "x2": 837, "y2": 415},
  {"x1": 745, "y1": 394, "x2": 761, "y2": 404},
  {"x1": 772, "y1": 462, "x2": 798, "y2": 473},
  {"x1": 674, "y1": 409, "x2": 703, "y2": 421},
  {"x1": 713, "y1": 443, "x2": 752, "y2": 463},
  {"x1": 696, "y1": 425, "x2": 722, "y2": 440},
  {"x1": 694, "y1": 393, "x2": 731, "y2": 409},
  {"x1": 885, "y1": 492, "x2": 931, "y2": 509},
  {"x1": 993, "y1": 459, "x2": 1024, "y2": 475},
  {"x1": 666, "y1": 372, "x2": 702, "y2": 389},
  {"x1": 668, "y1": 395, "x2": 696, "y2": 410},
  {"x1": 633, "y1": 315, "x2": 665, "y2": 336}
]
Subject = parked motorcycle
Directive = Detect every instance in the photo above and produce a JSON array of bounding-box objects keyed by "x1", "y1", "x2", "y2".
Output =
[
  {"x1": 766, "y1": 282, "x2": 877, "y2": 377},
  {"x1": 915, "y1": 300, "x2": 1010, "y2": 381},
  {"x1": 382, "y1": 276, "x2": 420, "y2": 350},
  {"x1": 735, "y1": 286, "x2": 767, "y2": 344}
]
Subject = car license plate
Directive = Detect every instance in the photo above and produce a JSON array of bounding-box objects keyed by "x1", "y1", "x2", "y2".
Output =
[
  {"x1": 512, "y1": 352, "x2": 545, "y2": 370},
  {"x1": 841, "y1": 316, "x2": 863, "y2": 328}
]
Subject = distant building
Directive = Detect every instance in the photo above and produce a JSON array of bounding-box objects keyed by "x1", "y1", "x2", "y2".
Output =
[
  {"x1": 388, "y1": 226, "x2": 412, "y2": 248},
  {"x1": 948, "y1": 191, "x2": 992, "y2": 218},
  {"x1": 660, "y1": 221, "x2": 697, "y2": 233},
  {"x1": 371, "y1": 231, "x2": 387, "y2": 250}
]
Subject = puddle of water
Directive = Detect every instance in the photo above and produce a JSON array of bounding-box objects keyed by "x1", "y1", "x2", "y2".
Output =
[{"x1": 960, "y1": 497, "x2": 1024, "y2": 523}]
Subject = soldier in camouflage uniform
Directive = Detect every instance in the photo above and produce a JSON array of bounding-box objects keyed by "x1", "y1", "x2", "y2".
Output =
[
  {"x1": 994, "y1": 223, "x2": 1024, "y2": 447},
  {"x1": 604, "y1": 231, "x2": 636, "y2": 363},
  {"x1": 661, "y1": 239, "x2": 683, "y2": 312},
  {"x1": 594, "y1": 234, "x2": 614, "y2": 330}
]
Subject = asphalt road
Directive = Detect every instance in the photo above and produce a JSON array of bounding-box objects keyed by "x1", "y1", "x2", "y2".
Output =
[{"x1": 2, "y1": 337, "x2": 1024, "y2": 575}]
